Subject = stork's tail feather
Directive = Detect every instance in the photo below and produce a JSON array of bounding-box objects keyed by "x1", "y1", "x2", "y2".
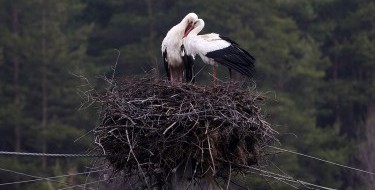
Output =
[
  {"x1": 220, "y1": 58, "x2": 255, "y2": 78},
  {"x1": 206, "y1": 45, "x2": 256, "y2": 78}
]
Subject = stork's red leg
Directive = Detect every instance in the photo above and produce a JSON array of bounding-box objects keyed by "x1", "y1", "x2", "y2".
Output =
[
  {"x1": 228, "y1": 68, "x2": 232, "y2": 80},
  {"x1": 213, "y1": 64, "x2": 217, "y2": 87},
  {"x1": 178, "y1": 65, "x2": 183, "y2": 83},
  {"x1": 169, "y1": 67, "x2": 174, "y2": 82}
]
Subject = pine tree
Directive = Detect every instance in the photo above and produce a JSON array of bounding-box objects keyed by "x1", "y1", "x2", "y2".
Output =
[
  {"x1": 0, "y1": 0, "x2": 101, "y2": 189},
  {"x1": 193, "y1": 0, "x2": 351, "y2": 189}
]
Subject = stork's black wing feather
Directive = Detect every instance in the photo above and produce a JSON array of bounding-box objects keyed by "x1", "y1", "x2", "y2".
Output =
[
  {"x1": 206, "y1": 35, "x2": 256, "y2": 78},
  {"x1": 219, "y1": 35, "x2": 239, "y2": 46},
  {"x1": 181, "y1": 45, "x2": 195, "y2": 83},
  {"x1": 162, "y1": 49, "x2": 171, "y2": 81},
  {"x1": 219, "y1": 35, "x2": 256, "y2": 61}
]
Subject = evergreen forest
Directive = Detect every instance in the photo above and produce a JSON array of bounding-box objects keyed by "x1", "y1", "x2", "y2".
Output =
[{"x1": 0, "y1": 0, "x2": 374, "y2": 189}]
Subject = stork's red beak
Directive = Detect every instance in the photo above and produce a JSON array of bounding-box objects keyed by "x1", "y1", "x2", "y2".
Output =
[{"x1": 183, "y1": 23, "x2": 194, "y2": 37}]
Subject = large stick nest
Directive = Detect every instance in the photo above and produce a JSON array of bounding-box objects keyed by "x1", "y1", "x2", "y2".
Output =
[{"x1": 91, "y1": 76, "x2": 277, "y2": 187}]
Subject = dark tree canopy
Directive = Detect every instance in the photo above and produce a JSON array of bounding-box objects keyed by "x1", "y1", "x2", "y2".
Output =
[{"x1": 0, "y1": 0, "x2": 374, "y2": 189}]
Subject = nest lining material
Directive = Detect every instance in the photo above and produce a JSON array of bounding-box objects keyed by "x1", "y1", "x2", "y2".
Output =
[{"x1": 92, "y1": 76, "x2": 277, "y2": 186}]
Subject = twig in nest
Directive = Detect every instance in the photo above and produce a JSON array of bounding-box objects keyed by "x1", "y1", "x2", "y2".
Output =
[{"x1": 89, "y1": 75, "x2": 278, "y2": 188}]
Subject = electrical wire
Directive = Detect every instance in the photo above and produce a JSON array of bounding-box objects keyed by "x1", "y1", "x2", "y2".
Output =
[
  {"x1": 57, "y1": 176, "x2": 118, "y2": 190},
  {"x1": 0, "y1": 168, "x2": 70, "y2": 186},
  {"x1": 0, "y1": 151, "x2": 106, "y2": 158},
  {"x1": 244, "y1": 165, "x2": 337, "y2": 190},
  {"x1": 1, "y1": 144, "x2": 372, "y2": 189},
  {"x1": 268, "y1": 145, "x2": 375, "y2": 176},
  {"x1": 0, "y1": 168, "x2": 108, "y2": 186}
]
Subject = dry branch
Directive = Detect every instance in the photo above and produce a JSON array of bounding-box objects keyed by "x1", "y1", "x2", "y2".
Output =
[{"x1": 90, "y1": 75, "x2": 277, "y2": 189}]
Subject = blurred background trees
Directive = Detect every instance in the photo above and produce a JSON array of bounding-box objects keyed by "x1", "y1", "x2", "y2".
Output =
[{"x1": 0, "y1": 0, "x2": 374, "y2": 189}]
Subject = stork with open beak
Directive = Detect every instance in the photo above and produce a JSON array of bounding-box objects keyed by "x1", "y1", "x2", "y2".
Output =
[
  {"x1": 161, "y1": 13, "x2": 198, "y2": 83},
  {"x1": 183, "y1": 19, "x2": 256, "y2": 85}
]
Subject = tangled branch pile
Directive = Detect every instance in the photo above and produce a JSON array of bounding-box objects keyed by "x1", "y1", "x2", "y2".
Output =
[{"x1": 92, "y1": 76, "x2": 277, "y2": 188}]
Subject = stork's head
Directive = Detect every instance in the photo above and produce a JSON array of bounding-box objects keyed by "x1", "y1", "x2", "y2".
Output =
[
  {"x1": 185, "y1": 19, "x2": 205, "y2": 37},
  {"x1": 182, "y1": 13, "x2": 198, "y2": 37},
  {"x1": 192, "y1": 19, "x2": 204, "y2": 29}
]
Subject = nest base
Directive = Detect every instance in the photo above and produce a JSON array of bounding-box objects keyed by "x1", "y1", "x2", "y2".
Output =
[{"x1": 92, "y1": 76, "x2": 277, "y2": 188}]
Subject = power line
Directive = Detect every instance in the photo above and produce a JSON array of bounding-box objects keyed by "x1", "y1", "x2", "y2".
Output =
[
  {"x1": 0, "y1": 168, "x2": 70, "y2": 186},
  {"x1": 2, "y1": 146, "x2": 371, "y2": 189},
  {"x1": 268, "y1": 145, "x2": 375, "y2": 176},
  {"x1": 219, "y1": 158, "x2": 337, "y2": 190},
  {"x1": 244, "y1": 165, "x2": 337, "y2": 190},
  {"x1": 0, "y1": 151, "x2": 106, "y2": 158},
  {"x1": 57, "y1": 177, "x2": 118, "y2": 190},
  {"x1": 0, "y1": 168, "x2": 108, "y2": 186}
]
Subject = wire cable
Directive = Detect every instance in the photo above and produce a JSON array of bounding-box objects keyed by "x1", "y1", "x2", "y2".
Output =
[
  {"x1": 0, "y1": 168, "x2": 70, "y2": 186},
  {"x1": 0, "y1": 151, "x2": 106, "y2": 158},
  {"x1": 56, "y1": 177, "x2": 117, "y2": 190},
  {"x1": 244, "y1": 165, "x2": 337, "y2": 190},
  {"x1": 218, "y1": 158, "x2": 337, "y2": 190},
  {"x1": 268, "y1": 145, "x2": 375, "y2": 176},
  {"x1": 0, "y1": 168, "x2": 108, "y2": 186}
]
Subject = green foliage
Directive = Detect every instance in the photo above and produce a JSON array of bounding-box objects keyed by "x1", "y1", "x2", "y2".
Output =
[
  {"x1": 0, "y1": 0, "x2": 102, "y2": 189},
  {"x1": 0, "y1": 0, "x2": 373, "y2": 189}
]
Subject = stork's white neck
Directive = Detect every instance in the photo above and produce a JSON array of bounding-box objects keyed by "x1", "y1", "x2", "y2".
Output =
[
  {"x1": 179, "y1": 13, "x2": 196, "y2": 29},
  {"x1": 189, "y1": 19, "x2": 205, "y2": 36}
]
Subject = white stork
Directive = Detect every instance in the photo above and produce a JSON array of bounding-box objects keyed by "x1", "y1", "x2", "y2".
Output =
[
  {"x1": 183, "y1": 19, "x2": 256, "y2": 85},
  {"x1": 161, "y1": 13, "x2": 198, "y2": 83}
]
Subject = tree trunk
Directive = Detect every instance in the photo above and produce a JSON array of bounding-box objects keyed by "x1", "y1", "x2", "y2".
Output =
[
  {"x1": 41, "y1": 65, "x2": 48, "y2": 170},
  {"x1": 146, "y1": 0, "x2": 155, "y2": 49},
  {"x1": 41, "y1": 0, "x2": 48, "y2": 170},
  {"x1": 359, "y1": 103, "x2": 375, "y2": 188},
  {"x1": 146, "y1": 0, "x2": 159, "y2": 78},
  {"x1": 11, "y1": 5, "x2": 22, "y2": 190},
  {"x1": 11, "y1": 3, "x2": 21, "y2": 154}
]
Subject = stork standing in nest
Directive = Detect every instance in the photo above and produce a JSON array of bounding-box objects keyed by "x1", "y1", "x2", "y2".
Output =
[
  {"x1": 161, "y1": 13, "x2": 198, "y2": 83},
  {"x1": 183, "y1": 19, "x2": 256, "y2": 85}
]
